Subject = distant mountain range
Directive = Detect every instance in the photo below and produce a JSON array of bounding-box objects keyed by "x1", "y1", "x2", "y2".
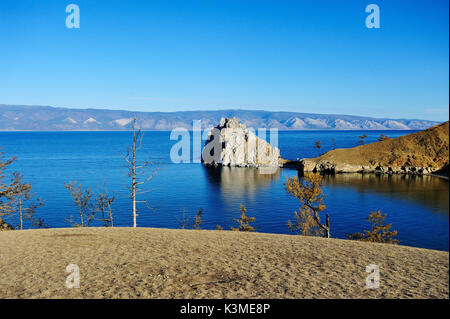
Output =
[{"x1": 0, "y1": 104, "x2": 440, "y2": 131}]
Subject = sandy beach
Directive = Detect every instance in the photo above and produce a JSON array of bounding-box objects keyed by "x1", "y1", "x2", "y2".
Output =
[{"x1": 0, "y1": 227, "x2": 448, "y2": 299}]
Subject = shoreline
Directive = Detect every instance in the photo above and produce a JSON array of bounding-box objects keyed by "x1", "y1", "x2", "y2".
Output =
[
  {"x1": 282, "y1": 160, "x2": 450, "y2": 180},
  {"x1": 0, "y1": 227, "x2": 448, "y2": 298},
  {"x1": 3, "y1": 225, "x2": 449, "y2": 252}
]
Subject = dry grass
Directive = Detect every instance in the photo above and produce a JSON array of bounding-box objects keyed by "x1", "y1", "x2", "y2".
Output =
[
  {"x1": 0, "y1": 227, "x2": 448, "y2": 299},
  {"x1": 311, "y1": 121, "x2": 449, "y2": 169}
]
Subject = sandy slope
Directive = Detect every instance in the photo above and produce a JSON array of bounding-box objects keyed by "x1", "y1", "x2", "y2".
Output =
[{"x1": 0, "y1": 227, "x2": 448, "y2": 299}]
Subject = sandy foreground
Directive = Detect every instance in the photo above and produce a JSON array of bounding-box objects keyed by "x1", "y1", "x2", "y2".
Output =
[{"x1": 0, "y1": 227, "x2": 448, "y2": 299}]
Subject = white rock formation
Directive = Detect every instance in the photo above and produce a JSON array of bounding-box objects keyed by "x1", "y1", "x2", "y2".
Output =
[{"x1": 202, "y1": 117, "x2": 282, "y2": 167}]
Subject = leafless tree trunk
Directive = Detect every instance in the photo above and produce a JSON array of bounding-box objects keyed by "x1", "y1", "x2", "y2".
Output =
[
  {"x1": 309, "y1": 207, "x2": 330, "y2": 238},
  {"x1": 5, "y1": 172, "x2": 44, "y2": 230},
  {"x1": 96, "y1": 181, "x2": 115, "y2": 227},
  {"x1": 19, "y1": 196, "x2": 22, "y2": 230},
  {"x1": 107, "y1": 190, "x2": 114, "y2": 227},
  {"x1": 64, "y1": 181, "x2": 93, "y2": 227},
  {"x1": 125, "y1": 117, "x2": 159, "y2": 228}
]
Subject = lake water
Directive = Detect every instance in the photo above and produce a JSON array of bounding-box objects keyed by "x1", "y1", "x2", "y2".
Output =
[{"x1": 0, "y1": 130, "x2": 448, "y2": 251}]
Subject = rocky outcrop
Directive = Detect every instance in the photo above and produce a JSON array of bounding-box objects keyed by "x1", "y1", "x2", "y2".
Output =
[
  {"x1": 299, "y1": 121, "x2": 449, "y2": 176},
  {"x1": 0, "y1": 218, "x2": 13, "y2": 231},
  {"x1": 201, "y1": 117, "x2": 282, "y2": 167},
  {"x1": 300, "y1": 159, "x2": 437, "y2": 175}
]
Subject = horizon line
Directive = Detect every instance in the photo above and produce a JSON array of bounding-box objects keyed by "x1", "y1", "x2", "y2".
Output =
[{"x1": 0, "y1": 103, "x2": 444, "y2": 123}]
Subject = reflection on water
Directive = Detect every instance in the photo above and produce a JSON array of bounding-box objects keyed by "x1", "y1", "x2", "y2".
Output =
[
  {"x1": 203, "y1": 166, "x2": 281, "y2": 198},
  {"x1": 203, "y1": 166, "x2": 449, "y2": 250},
  {"x1": 314, "y1": 173, "x2": 449, "y2": 216},
  {"x1": 1, "y1": 131, "x2": 447, "y2": 250},
  {"x1": 204, "y1": 167, "x2": 449, "y2": 215}
]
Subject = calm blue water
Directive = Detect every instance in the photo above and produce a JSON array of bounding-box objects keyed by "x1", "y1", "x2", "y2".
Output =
[{"x1": 0, "y1": 130, "x2": 448, "y2": 251}]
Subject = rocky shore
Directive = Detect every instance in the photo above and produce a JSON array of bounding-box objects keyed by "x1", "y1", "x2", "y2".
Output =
[
  {"x1": 297, "y1": 121, "x2": 449, "y2": 176},
  {"x1": 299, "y1": 160, "x2": 438, "y2": 175}
]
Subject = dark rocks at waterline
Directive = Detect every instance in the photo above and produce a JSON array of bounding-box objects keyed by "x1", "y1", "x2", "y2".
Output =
[{"x1": 298, "y1": 159, "x2": 439, "y2": 176}]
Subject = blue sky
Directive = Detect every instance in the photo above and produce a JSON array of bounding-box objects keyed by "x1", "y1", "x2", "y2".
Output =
[{"x1": 0, "y1": 0, "x2": 448, "y2": 121}]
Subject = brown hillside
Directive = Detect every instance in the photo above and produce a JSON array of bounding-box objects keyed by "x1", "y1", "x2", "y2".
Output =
[{"x1": 302, "y1": 121, "x2": 449, "y2": 174}]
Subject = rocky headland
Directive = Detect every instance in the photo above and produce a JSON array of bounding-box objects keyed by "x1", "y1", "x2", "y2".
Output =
[
  {"x1": 298, "y1": 121, "x2": 449, "y2": 176},
  {"x1": 201, "y1": 117, "x2": 282, "y2": 167}
]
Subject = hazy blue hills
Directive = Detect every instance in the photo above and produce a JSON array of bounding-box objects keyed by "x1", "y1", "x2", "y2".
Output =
[{"x1": 0, "y1": 104, "x2": 440, "y2": 131}]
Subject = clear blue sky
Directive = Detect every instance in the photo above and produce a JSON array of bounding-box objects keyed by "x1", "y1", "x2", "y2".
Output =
[{"x1": 0, "y1": 0, "x2": 448, "y2": 121}]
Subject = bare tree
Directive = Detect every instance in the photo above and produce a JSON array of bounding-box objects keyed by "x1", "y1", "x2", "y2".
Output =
[
  {"x1": 96, "y1": 181, "x2": 115, "y2": 227},
  {"x1": 178, "y1": 208, "x2": 205, "y2": 230},
  {"x1": 178, "y1": 208, "x2": 190, "y2": 229},
  {"x1": 3, "y1": 172, "x2": 44, "y2": 230},
  {"x1": 125, "y1": 117, "x2": 159, "y2": 228},
  {"x1": 65, "y1": 180, "x2": 94, "y2": 227}
]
